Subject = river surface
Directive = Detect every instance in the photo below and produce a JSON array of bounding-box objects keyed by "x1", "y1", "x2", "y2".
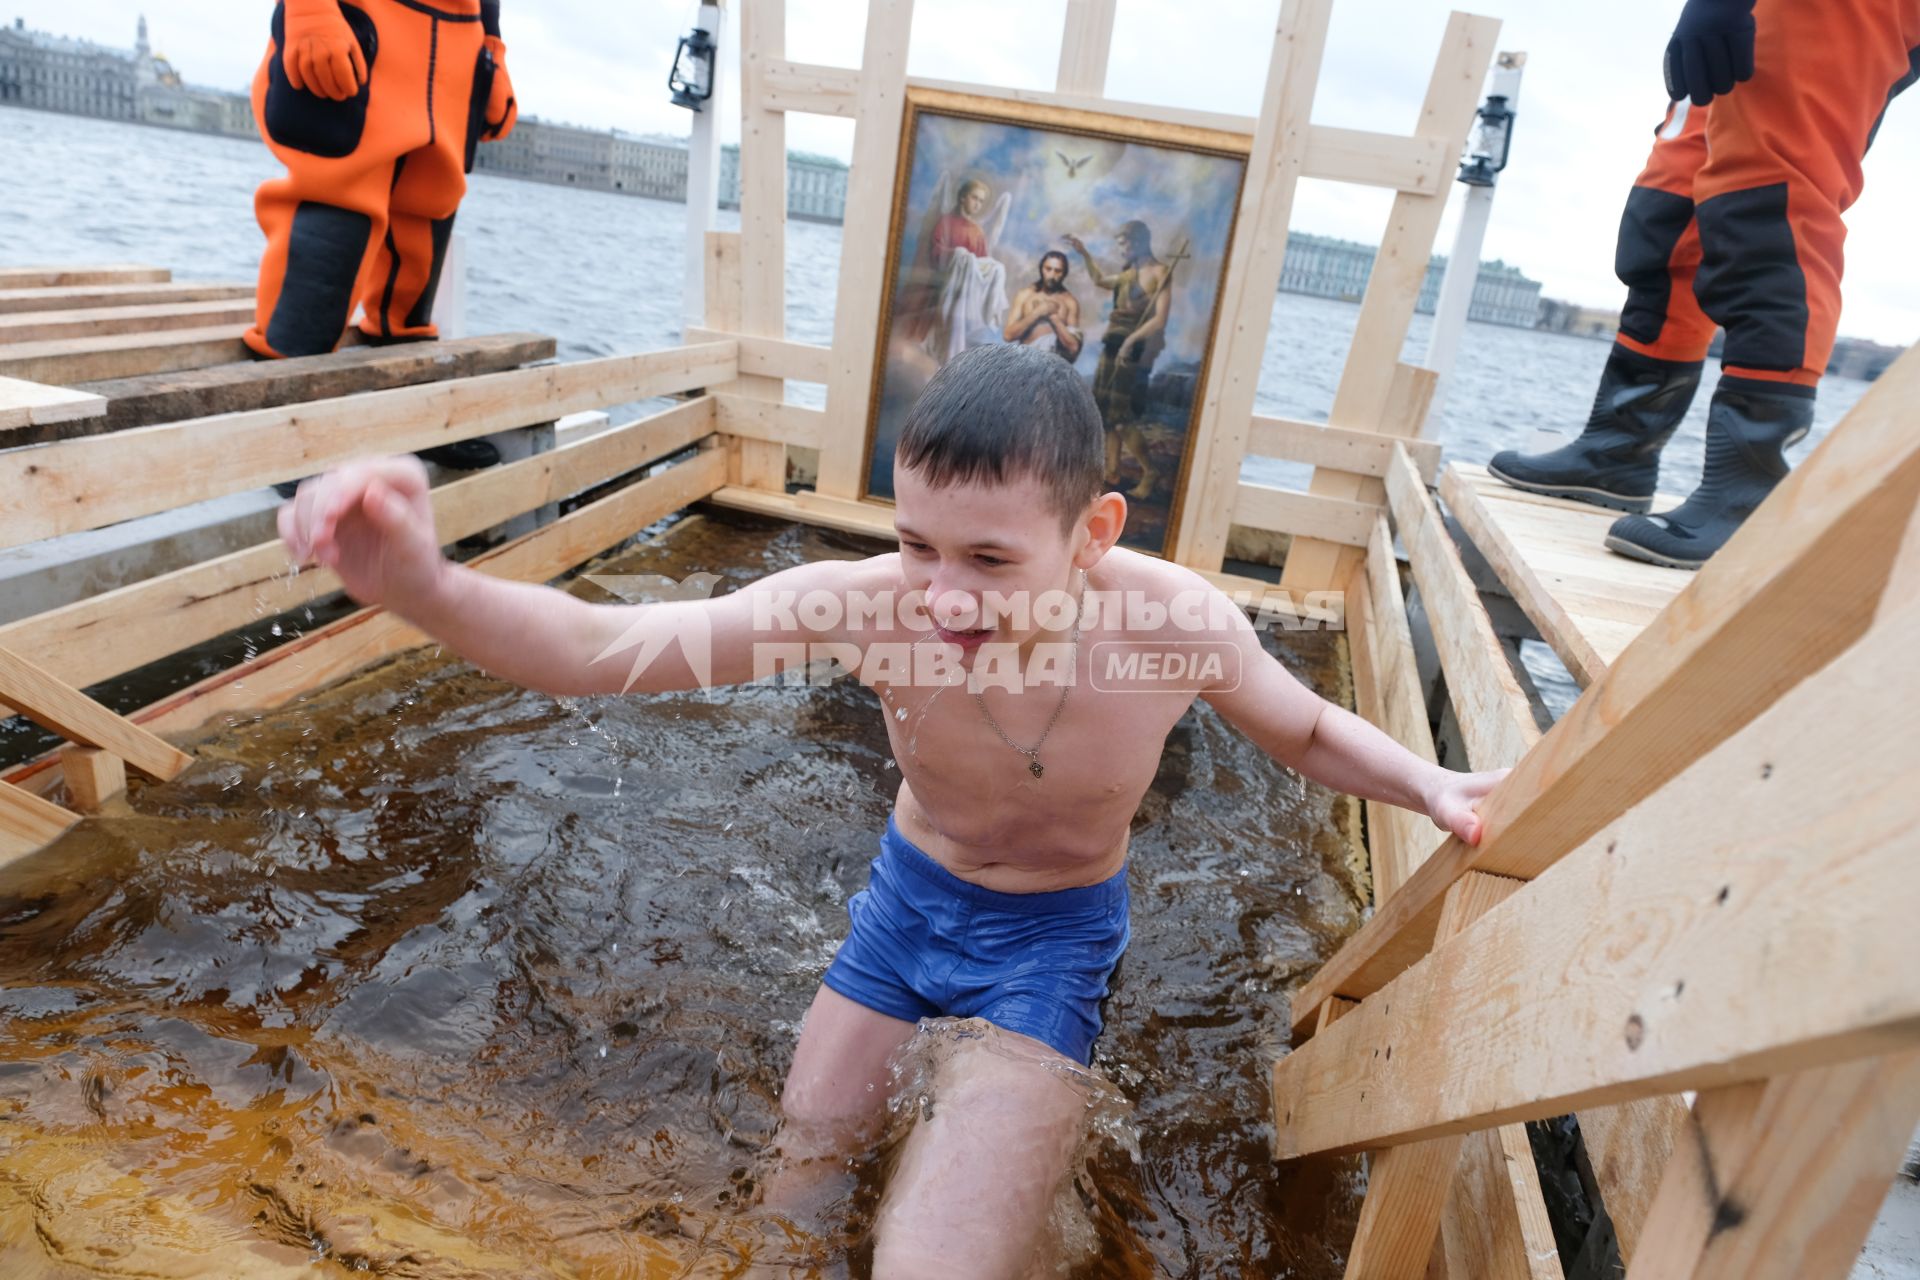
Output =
[{"x1": 0, "y1": 107, "x2": 1888, "y2": 1276}]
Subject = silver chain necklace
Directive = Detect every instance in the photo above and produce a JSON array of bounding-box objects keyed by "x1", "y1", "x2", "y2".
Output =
[{"x1": 972, "y1": 571, "x2": 1086, "y2": 780}]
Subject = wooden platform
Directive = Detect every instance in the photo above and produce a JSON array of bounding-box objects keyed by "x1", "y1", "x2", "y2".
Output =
[{"x1": 1440, "y1": 463, "x2": 1696, "y2": 686}]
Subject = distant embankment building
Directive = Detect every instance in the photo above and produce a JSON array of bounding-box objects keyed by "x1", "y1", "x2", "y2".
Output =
[
  {"x1": 1280, "y1": 232, "x2": 1544, "y2": 328},
  {"x1": 0, "y1": 15, "x2": 253, "y2": 138},
  {"x1": 475, "y1": 121, "x2": 849, "y2": 224}
]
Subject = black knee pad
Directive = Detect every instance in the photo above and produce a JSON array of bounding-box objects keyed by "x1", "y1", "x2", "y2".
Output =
[{"x1": 266, "y1": 201, "x2": 374, "y2": 357}]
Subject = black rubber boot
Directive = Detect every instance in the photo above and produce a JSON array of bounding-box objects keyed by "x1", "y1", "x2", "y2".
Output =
[
  {"x1": 1487, "y1": 346, "x2": 1703, "y2": 513},
  {"x1": 417, "y1": 439, "x2": 502, "y2": 470},
  {"x1": 1604, "y1": 377, "x2": 1814, "y2": 570}
]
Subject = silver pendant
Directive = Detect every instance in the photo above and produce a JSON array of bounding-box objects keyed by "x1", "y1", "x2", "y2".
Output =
[{"x1": 1028, "y1": 760, "x2": 1044, "y2": 779}]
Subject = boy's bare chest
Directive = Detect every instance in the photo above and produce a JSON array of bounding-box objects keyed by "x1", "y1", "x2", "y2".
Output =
[{"x1": 864, "y1": 644, "x2": 1191, "y2": 870}]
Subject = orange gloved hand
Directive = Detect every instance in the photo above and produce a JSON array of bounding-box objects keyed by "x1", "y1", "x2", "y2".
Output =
[
  {"x1": 281, "y1": 0, "x2": 366, "y2": 101},
  {"x1": 482, "y1": 35, "x2": 518, "y2": 140}
]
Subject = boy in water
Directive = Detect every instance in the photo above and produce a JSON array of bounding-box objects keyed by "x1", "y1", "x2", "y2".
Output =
[{"x1": 279, "y1": 343, "x2": 1503, "y2": 1276}]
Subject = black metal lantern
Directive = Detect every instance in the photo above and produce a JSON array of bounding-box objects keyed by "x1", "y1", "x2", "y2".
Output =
[
  {"x1": 1457, "y1": 94, "x2": 1515, "y2": 187},
  {"x1": 669, "y1": 25, "x2": 716, "y2": 112}
]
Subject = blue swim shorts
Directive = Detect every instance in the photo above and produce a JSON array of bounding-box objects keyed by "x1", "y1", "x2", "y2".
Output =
[{"x1": 821, "y1": 814, "x2": 1131, "y2": 1064}]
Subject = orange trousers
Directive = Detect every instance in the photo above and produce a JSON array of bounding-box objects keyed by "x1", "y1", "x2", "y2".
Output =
[
  {"x1": 246, "y1": 0, "x2": 496, "y2": 358},
  {"x1": 1613, "y1": 0, "x2": 1920, "y2": 385}
]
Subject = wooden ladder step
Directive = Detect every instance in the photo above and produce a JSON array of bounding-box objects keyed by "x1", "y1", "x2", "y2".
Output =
[
  {"x1": 0, "y1": 281, "x2": 252, "y2": 315},
  {"x1": 0, "y1": 299, "x2": 257, "y2": 345},
  {"x1": 0, "y1": 324, "x2": 253, "y2": 384},
  {"x1": 0, "y1": 265, "x2": 170, "y2": 289}
]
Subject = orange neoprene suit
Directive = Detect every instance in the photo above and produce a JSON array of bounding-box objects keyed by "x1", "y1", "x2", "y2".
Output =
[
  {"x1": 1612, "y1": 0, "x2": 1919, "y2": 386},
  {"x1": 244, "y1": 0, "x2": 517, "y2": 359}
]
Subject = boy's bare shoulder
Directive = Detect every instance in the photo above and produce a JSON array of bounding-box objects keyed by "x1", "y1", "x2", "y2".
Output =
[
  {"x1": 1090, "y1": 548, "x2": 1242, "y2": 640},
  {"x1": 1093, "y1": 546, "x2": 1218, "y2": 598}
]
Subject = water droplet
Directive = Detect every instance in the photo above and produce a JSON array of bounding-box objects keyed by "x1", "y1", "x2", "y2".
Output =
[
  {"x1": 270, "y1": 622, "x2": 283, "y2": 637},
  {"x1": 598, "y1": 1045, "x2": 607, "y2": 1058},
  {"x1": 895, "y1": 707, "x2": 908, "y2": 720}
]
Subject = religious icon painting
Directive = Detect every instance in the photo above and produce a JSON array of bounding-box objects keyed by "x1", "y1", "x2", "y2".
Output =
[{"x1": 859, "y1": 87, "x2": 1250, "y2": 556}]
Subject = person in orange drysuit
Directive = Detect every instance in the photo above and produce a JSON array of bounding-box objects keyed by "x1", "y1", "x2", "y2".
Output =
[
  {"x1": 244, "y1": 0, "x2": 517, "y2": 362},
  {"x1": 1490, "y1": 0, "x2": 1920, "y2": 568}
]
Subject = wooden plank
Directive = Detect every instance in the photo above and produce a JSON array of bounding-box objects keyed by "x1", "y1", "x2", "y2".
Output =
[
  {"x1": 0, "y1": 779, "x2": 79, "y2": 859},
  {"x1": 1168, "y1": 0, "x2": 1336, "y2": 567},
  {"x1": 1250, "y1": 414, "x2": 1443, "y2": 482},
  {"x1": 1287, "y1": 348, "x2": 1920, "y2": 1021},
  {"x1": 0, "y1": 266, "x2": 169, "y2": 289},
  {"x1": 1361, "y1": 460, "x2": 1564, "y2": 1277},
  {"x1": 1385, "y1": 445, "x2": 1540, "y2": 771},
  {"x1": 1270, "y1": 597, "x2": 1920, "y2": 1157},
  {"x1": 1233, "y1": 482, "x2": 1378, "y2": 546},
  {"x1": 0, "y1": 398, "x2": 716, "y2": 693},
  {"x1": 815, "y1": 0, "x2": 917, "y2": 499},
  {"x1": 63, "y1": 332, "x2": 557, "y2": 440},
  {"x1": 58, "y1": 745, "x2": 125, "y2": 813},
  {"x1": 1341, "y1": 871, "x2": 1524, "y2": 1279},
  {"x1": 0, "y1": 298, "x2": 257, "y2": 345},
  {"x1": 707, "y1": 484, "x2": 899, "y2": 541},
  {"x1": 719, "y1": 11, "x2": 789, "y2": 502},
  {"x1": 684, "y1": 327, "x2": 831, "y2": 384},
  {"x1": 759, "y1": 59, "x2": 859, "y2": 117},
  {"x1": 1354, "y1": 518, "x2": 1440, "y2": 902},
  {"x1": 1439, "y1": 1126, "x2": 1563, "y2": 1280},
  {"x1": 0, "y1": 324, "x2": 253, "y2": 384},
  {"x1": 1442, "y1": 464, "x2": 1687, "y2": 686},
  {"x1": 1345, "y1": 566, "x2": 1400, "y2": 902},
  {"x1": 0, "y1": 449, "x2": 731, "y2": 816},
  {"x1": 715, "y1": 394, "x2": 827, "y2": 448},
  {"x1": 1055, "y1": 0, "x2": 1118, "y2": 96},
  {"x1": 0, "y1": 281, "x2": 252, "y2": 315},
  {"x1": 1576, "y1": 1096, "x2": 1688, "y2": 1264},
  {"x1": 897, "y1": 78, "x2": 1451, "y2": 197},
  {"x1": 0, "y1": 645, "x2": 193, "y2": 780},
  {"x1": 1628, "y1": 1051, "x2": 1920, "y2": 1280},
  {"x1": 1280, "y1": 13, "x2": 1499, "y2": 592},
  {"x1": 1304, "y1": 127, "x2": 1450, "y2": 195},
  {"x1": 0, "y1": 375, "x2": 106, "y2": 434},
  {"x1": 0, "y1": 342, "x2": 737, "y2": 552}
]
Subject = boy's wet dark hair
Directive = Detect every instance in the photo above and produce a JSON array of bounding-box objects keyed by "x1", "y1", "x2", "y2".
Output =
[{"x1": 896, "y1": 343, "x2": 1106, "y2": 535}]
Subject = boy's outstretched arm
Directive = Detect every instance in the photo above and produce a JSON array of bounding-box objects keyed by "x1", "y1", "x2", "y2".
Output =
[
  {"x1": 1199, "y1": 596, "x2": 1506, "y2": 846},
  {"x1": 278, "y1": 455, "x2": 848, "y2": 697}
]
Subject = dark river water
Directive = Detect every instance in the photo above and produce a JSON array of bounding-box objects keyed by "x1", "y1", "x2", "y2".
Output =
[
  {"x1": 0, "y1": 106, "x2": 1886, "y2": 1276},
  {"x1": 1, "y1": 513, "x2": 1368, "y2": 1277}
]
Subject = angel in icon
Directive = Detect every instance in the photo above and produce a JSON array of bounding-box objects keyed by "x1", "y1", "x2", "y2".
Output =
[{"x1": 900, "y1": 172, "x2": 1013, "y2": 366}]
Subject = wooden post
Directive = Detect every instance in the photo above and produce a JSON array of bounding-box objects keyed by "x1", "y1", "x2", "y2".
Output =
[
  {"x1": 815, "y1": 0, "x2": 917, "y2": 500},
  {"x1": 734, "y1": 0, "x2": 791, "y2": 491},
  {"x1": 1055, "y1": 0, "x2": 1117, "y2": 96},
  {"x1": 1279, "y1": 13, "x2": 1499, "y2": 593},
  {"x1": 1342, "y1": 871, "x2": 1524, "y2": 1278},
  {"x1": 1167, "y1": 0, "x2": 1334, "y2": 569},
  {"x1": 1628, "y1": 1051, "x2": 1920, "y2": 1280},
  {"x1": 59, "y1": 745, "x2": 125, "y2": 813}
]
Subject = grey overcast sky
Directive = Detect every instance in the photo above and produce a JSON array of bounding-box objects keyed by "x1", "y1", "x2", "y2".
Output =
[{"x1": 13, "y1": 0, "x2": 1918, "y2": 344}]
